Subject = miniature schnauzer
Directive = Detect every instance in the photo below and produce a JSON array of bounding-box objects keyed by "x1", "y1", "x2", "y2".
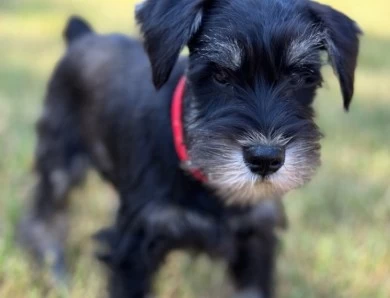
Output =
[{"x1": 20, "y1": 0, "x2": 361, "y2": 297}]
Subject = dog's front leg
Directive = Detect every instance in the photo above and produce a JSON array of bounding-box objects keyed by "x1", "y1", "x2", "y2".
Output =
[
  {"x1": 228, "y1": 224, "x2": 278, "y2": 298},
  {"x1": 105, "y1": 201, "x2": 225, "y2": 298}
]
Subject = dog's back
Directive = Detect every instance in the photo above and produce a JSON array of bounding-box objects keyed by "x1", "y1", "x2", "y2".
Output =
[
  {"x1": 60, "y1": 16, "x2": 152, "y2": 106},
  {"x1": 19, "y1": 17, "x2": 186, "y2": 280},
  {"x1": 41, "y1": 16, "x2": 177, "y2": 181}
]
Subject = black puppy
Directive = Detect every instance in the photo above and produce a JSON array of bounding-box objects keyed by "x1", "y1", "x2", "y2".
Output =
[{"x1": 20, "y1": 0, "x2": 361, "y2": 297}]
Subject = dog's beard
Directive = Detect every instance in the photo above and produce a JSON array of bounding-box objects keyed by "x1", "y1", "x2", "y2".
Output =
[{"x1": 188, "y1": 132, "x2": 321, "y2": 205}]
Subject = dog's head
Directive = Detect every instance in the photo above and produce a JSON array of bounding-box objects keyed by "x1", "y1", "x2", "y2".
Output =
[{"x1": 137, "y1": 0, "x2": 361, "y2": 205}]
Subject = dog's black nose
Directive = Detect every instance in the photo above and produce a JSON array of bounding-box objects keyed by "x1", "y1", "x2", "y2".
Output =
[{"x1": 243, "y1": 145, "x2": 285, "y2": 176}]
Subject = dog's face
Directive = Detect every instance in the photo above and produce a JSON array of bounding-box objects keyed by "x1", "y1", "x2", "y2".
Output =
[{"x1": 137, "y1": 0, "x2": 361, "y2": 205}]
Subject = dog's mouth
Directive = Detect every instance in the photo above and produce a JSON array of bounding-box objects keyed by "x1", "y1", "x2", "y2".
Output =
[{"x1": 256, "y1": 175, "x2": 273, "y2": 183}]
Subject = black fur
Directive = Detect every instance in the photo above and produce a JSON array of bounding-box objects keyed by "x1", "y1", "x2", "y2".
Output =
[
  {"x1": 308, "y1": 1, "x2": 362, "y2": 110},
  {"x1": 63, "y1": 15, "x2": 93, "y2": 45},
  {"x1": 20, "y1": 0, "x2": 361, "y2": 297}
]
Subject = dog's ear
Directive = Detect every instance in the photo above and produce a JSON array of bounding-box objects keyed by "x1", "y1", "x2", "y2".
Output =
[
  {"x1": 309, "y1": 1, "x2": 362, "y2": 110},
  {"x1": 136, "y1": 0, "x2": 206, "y2": 89}
]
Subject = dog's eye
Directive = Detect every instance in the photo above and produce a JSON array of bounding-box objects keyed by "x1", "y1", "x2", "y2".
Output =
[
  {"x1": 303, "y1": 72, "x2": 322, "y2": 87},
  {"x1": 213, "y1": 70, "x2": 230, "y2": 86},
  {"x1": 290, "y1": 71, "x2": 321, "y2": 88}
]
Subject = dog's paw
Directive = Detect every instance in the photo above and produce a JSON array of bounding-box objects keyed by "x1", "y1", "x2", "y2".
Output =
[
  {"x1": 17, "y1": 213, "x2": 69, "y2": 287},
  {"x1": 234, "y1": 288, "x2": 264, "y2": 298}
]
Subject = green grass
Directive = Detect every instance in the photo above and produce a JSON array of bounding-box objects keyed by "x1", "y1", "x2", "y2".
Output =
[{"x1": 0, "y1": 0, "x2": 389, "y2": 297}]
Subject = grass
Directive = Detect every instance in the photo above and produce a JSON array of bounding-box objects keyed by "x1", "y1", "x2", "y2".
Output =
[{"x1": 0, "y1": 0, "x2": 389, "y2": 297}]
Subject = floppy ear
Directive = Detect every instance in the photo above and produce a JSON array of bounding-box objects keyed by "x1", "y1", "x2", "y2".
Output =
[
  {"x1": 136, "y1": 0, "x2": 206, "y2": 89},
  {"x1": 309, "y1": 1, "x2": 362, "y2": 110}
]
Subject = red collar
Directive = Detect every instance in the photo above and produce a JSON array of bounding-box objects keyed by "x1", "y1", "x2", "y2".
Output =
[{"x1": 171, "y1": 76, "x2": 207, "y2": 182}]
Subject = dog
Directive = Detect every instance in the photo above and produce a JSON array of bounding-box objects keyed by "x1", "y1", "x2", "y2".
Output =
[{"x1": 19, "y1": 0, "x2": 361, "y2": 297}]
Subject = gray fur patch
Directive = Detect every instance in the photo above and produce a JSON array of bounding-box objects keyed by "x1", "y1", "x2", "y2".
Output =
[
  {"x1": 287, "y1": 25, "x2": 324, "y2": 67},
  {"x1": 189, "y1": 132, "x2": 320, "y2": 206},
  {"x1": 233, "y1": 288, "x2": 264, "y2": 298},
  {"x1": 197, "y1": 35, "x2": 243, "y2": 70},
  {"x1": 190, "y1": 9, "x2": 203, "y2": 37}
]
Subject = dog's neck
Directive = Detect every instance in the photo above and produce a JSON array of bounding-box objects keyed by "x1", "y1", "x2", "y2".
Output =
[{"x1": 171, "y1": 76, "x2": 207, "y2": 183}]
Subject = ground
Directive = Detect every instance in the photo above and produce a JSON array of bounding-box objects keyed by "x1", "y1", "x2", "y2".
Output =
[{"x1": 0, "y1": 0, "x2": 389, "y2": 297}]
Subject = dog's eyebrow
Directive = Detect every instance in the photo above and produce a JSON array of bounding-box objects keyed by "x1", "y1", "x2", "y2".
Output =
[
  {"x1": 197, "y1": 35, "x2": 243, "y2": 70},
  {"x1": 286, "y1": 29, "x2": 324, "y2": 67}
]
